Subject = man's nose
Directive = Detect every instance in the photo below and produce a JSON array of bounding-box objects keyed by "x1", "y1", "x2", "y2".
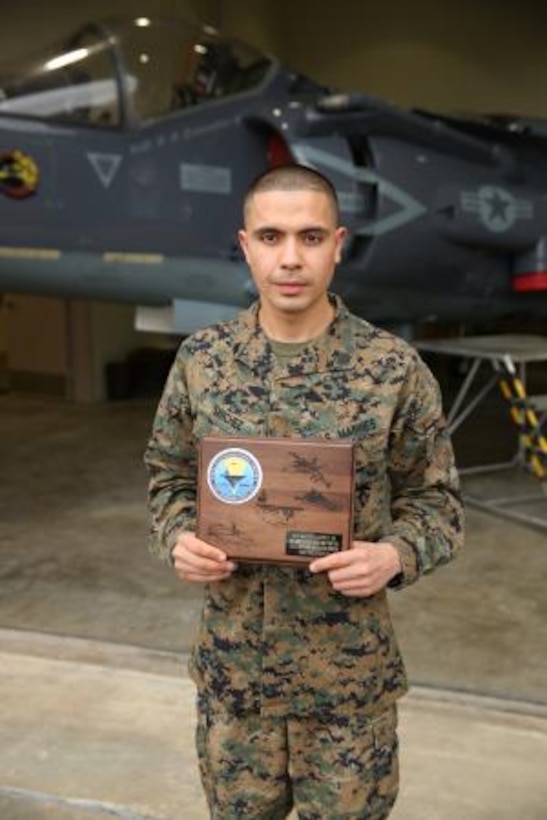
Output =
[{"x1": 280, "y1": 237, "x2": 301, "y2": 269}]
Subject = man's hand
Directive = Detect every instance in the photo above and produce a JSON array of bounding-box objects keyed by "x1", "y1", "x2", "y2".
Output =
[
  {"x1": 309, "y1": 541, "x2": 402, "y2": 597},
  {"x1": 171, "y1": 532, "x2": 237, "y2": 584}
]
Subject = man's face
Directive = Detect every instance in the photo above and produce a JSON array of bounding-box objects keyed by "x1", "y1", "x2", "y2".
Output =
[{"x1": 238, "y1": 189, "x2": 347, "y2": 321}]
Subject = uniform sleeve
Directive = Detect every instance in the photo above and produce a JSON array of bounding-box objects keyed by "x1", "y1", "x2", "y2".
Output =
[
  {"x1": 143, "y1": 350, "x2": 198, "y2": 563},
  {"x1": 381, "y1": 354, "x2": 465, "y2": 588}
]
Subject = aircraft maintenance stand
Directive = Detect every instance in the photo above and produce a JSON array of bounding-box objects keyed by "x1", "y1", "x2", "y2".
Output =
[{"x1": 414, "y1": 334, "x2": 547, "y2": 531}]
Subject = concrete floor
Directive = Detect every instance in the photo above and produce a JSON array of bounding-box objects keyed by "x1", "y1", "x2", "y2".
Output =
[
  {"x1": 2, "y1": 635, "x2": 546, "y2": 820},
  {"x1": 1, "y1": 392, "x2": 547, "y2": 819}
]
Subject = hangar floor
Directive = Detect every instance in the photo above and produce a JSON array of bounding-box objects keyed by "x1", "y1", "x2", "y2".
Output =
[{"x1": 1, "y1": 387, "x2": 547, "y2": 819}]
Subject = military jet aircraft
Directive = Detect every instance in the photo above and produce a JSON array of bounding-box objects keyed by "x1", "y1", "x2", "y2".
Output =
[{"x1": 1, "y1": 15, "x2": 547, "y2": 334}]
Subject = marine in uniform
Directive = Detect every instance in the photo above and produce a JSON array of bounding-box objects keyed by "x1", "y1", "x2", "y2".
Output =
[{"x1": 145, "y1": 164, "x2": 464, "y2": 819}]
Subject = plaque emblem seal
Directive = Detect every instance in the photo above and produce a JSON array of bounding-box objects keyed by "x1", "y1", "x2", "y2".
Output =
[{"x1": 207, "y1": 447, "x2": 263, "y2": 505}]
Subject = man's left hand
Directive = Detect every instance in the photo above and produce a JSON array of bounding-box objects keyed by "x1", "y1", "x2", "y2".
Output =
[{"x1": 309, "y1": 541, "x2": 402, "y2": 597}]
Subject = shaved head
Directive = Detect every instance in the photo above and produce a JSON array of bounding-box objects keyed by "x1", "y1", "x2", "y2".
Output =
[{"x1": 243, "y1": 164, "x2": 340, "y2": 225}]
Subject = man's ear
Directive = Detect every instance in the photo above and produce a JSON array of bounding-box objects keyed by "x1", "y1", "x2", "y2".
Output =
[
  {"x1": 238, "y1": 229, "x2": 250, "y2": 262},
  {"x1": 335, "y1": 226, "x2": 349, "y2": 264}
]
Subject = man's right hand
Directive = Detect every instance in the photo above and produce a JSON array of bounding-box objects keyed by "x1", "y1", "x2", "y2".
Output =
[{"x1": 171, "y1": 531, "x2": 237, "y2": 584}]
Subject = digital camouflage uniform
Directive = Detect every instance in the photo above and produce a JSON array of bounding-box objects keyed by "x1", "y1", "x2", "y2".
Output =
[{"x1": 144, "y1": 295, "x2": 464, "y2": 819}]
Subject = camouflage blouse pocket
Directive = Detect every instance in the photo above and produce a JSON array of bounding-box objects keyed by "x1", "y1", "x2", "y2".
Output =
[{"x1": 192, "y1": 402, "x2": 265, "y2": 439}]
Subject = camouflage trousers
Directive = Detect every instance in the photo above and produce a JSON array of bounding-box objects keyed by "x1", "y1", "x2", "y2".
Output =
[{"x1": 195, "y1": 701, "x2": 399, "y2": 819}]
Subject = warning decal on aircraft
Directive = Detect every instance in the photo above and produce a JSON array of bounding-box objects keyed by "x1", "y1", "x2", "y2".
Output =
[{"x1": 87, "y1": 152, "x2": 123, "y2": 188}]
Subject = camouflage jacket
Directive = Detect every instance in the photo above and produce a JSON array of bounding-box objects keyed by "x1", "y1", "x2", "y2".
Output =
[{"x1": 144, "y1": 295, "x2": 464, "y2": 718}]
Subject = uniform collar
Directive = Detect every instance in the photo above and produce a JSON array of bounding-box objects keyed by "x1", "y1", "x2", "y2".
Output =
[{"x1": 232, "y1": 294, "x2": 355, "y2": 376}]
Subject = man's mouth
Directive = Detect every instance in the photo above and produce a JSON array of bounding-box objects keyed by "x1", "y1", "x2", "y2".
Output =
[{"x1": 275, "y1": 281, "x2": 307, "y2": 295}]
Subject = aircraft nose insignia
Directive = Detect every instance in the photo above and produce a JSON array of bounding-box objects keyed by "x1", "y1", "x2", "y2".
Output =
[{"x1": 0, "y1": 150, "x2": 39, "y2": 199}]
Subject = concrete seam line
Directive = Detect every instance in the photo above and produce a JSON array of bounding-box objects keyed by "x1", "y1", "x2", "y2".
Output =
[
  {"x1": 409, "y1": 683, "x2": 547, "y2": 719},
  {"x1": 0, "y1": 785, "x2": 162, "y2": 820},
  {"x1": 2, "y1": 627, "x2": 547, "y2": 720},
  {"x1": 0, "y1": 627, "x2": 189, "y2": 676}
]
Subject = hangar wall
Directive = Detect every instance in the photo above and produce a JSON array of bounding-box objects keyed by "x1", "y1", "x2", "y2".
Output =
[
  {"x1": 0, "y1": 0, "x2": 544, "y2": 400},
  {"x1": 277, "y1": 0, "x2": 547, "y2": 118}
]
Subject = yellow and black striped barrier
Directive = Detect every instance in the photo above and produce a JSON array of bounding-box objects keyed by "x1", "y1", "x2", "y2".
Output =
[{"x1": 497, "y1": 371, "x2": 547, "y2": 480}]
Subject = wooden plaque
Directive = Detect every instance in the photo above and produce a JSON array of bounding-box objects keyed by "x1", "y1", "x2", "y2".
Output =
[{"x1": 197, "y1": 436, "x2": 355, "y2": 565}]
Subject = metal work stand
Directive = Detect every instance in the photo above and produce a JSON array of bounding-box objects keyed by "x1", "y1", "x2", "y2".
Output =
[{"x1": 414, "y1": 334, "x2": 547, "y2": 530}]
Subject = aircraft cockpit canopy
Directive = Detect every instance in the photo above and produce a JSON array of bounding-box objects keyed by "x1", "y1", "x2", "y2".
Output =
[{"x1": 0, "y1": 17, "x2": 273, "y2": 128}]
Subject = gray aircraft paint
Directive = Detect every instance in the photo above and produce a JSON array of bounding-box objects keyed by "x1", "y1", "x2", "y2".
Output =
[{"x1": 1, "y1": 15, "x2": 547, "y2": 331}]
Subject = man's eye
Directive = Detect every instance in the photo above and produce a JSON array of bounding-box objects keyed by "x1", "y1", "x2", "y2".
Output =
[
  {"x1": 304, "y1": 232, "x2": 323, "y2": 245},
  {"x1": 260, "y1": 232, "x2": 278, "y2": 244}
]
